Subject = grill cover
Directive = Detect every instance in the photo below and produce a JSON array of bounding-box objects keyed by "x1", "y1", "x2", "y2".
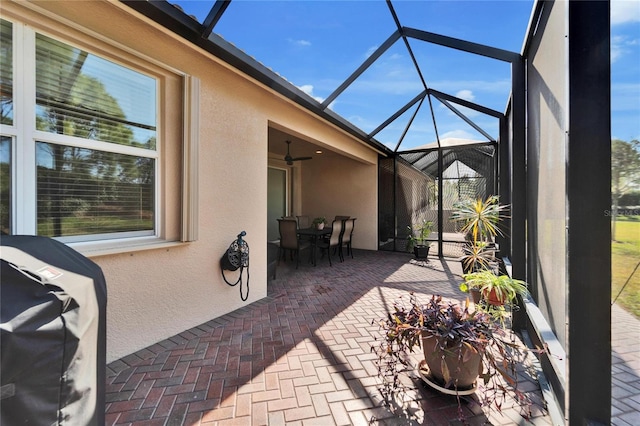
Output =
[{"x1": 1, "y1": 236, "x2": 107, "y2": 425}]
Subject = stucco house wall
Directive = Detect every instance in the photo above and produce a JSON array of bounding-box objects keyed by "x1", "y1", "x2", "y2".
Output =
[
  {"x1": 4, "y1": 0, "x2": 380, "y2": 362},
  {"x1": 301, "y1": 154, "x2": 378, "y2": 250}
]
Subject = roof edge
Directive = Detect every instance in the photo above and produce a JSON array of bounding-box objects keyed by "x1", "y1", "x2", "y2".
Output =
[{"x1": 119, "y1": 0, "x2": 393, "y2": 156}]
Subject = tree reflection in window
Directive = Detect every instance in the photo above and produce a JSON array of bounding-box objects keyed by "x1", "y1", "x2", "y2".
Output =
[
  {"x1": 36, "y1": 142, "x2": 155, "y2": 237},
  {"x1": 34, "y1": 33, "x2": 157, "y2": 238},
  {"x1": 0, "y1": 136, "x2": 10, "y2": 235}
]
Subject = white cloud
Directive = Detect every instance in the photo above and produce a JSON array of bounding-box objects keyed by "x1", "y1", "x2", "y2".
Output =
[
  {"x1": 455, "y1": 89, "x2": 475, "y2": 102},
  {"x1": 288, "y1": 38, "x2": 311, "y2": 47},
  {"x1": 611, "y1": 0, "x2": 640, "y2": 25},
  {"x1": 611, "y1": 35, "x2": 624, "y2": 62},
  {"x1": 298, "y1": 84, "x2": 313, "y2": 96},
  {"x1": 364, "y1": 45, "x2": 379, "y2": 58},
  {"x1": 440, "y1": 129, "x2": 477, "y2": 140},
  {"x1": 611, "y1": 34, "x2": 639, "y2": 63},
  {"x1": 345, "y1": 114, "x2": 373, "y2": 132},
  {"x1": 297, "y1": 84, "x2": 325, "y2": 103}
]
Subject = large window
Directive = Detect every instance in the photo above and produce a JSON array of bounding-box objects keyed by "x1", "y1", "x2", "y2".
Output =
[{"x1": 1, "y1": 19, "x2": 162, "y2": 242}]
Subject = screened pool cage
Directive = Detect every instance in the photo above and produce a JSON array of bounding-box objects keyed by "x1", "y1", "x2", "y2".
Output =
[{"x1": 379, "y1": 143, "x2": 497, "y2": 258}]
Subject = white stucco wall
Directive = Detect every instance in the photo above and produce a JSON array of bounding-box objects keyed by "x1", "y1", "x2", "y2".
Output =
[{"x1": 5, "y1": 0, "x2": 381, "y2": 362}]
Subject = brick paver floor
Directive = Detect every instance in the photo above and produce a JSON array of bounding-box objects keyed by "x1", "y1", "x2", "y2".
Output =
[
  {"x1": 105, "y1": 250, "x2": 556, "y2": 425},
  {"x1": 611, "y1": 303, "x2": 640, "y2": 426}
]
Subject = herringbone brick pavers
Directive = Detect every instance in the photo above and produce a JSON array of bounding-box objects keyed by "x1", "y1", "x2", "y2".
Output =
[
  {"x1": 106, "y1": 250, "x2": 553, "y2": 425},
  {"x1": 611, "y1": 303, "x2": 640, "y2": 426}
]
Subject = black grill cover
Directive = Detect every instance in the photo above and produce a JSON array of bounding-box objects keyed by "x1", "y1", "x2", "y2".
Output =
[{"x1": 1, "y1": 236, "x2": 107, "y2": 425}]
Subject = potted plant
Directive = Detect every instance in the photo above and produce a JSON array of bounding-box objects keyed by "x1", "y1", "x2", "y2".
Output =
[
  {"x1": 312, "y1": 217, "x2": 327, "y2": 230},
  {"x1": 460, "y1": 241, "x2": 497, "y2": 275},
  {"x1": 451, "y1": 195, "x2": 508, "y2": 243},
  {"x1": 451, "y1": 196, "x2": 508, "y2": 273},
  {"x1": 373, "y1": 293, "x2": 537, "y2": 421},
  {"x1": 460, "y1": 269, "x2": 529, "y2": 306},
  {"x1": 407, "y1": 219, "x2": 434, "y2": 259}
]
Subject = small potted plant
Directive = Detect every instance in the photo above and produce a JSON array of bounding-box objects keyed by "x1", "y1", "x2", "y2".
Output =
[
  {"x1": 460, "y1": 241, "x2": 497, "y2": 274},
  {"x1": 312, "y1": 217, "x2": 327, "y2": 230},
  {"x1": 460, "y1": 269, "x2": 529, "y2": 306},
  {"x1": 451, "y1": 196, "x2": 508, "y2": 273},
  {"x1": 373, "y1": 293, "x2": 537, "y2": 422},
  {"x1": 407, "y1": 219, "x2": 434, "y2": 259}
]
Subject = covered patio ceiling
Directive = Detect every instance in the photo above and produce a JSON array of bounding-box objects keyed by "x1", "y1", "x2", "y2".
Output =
[
  {"x1": 121, "y1": 0, "x2": 532, "y2": 155},
  {"x1": 267, "y1": 127, "x2": 342, "y2": 163}
]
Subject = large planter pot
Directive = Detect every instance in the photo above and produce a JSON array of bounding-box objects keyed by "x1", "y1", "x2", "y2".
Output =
[
  {"x1": 413, "y1": 244, "x2": 430, "y2": 260},
  {"x1": 422, "y1": 334, "x2": 482, "y2": 390},
  {"x1": 483, "y1": 288, "x2": 506, "y2": 306},
  {"x1": 470, "y1": 288, "x2": 482, "y2": 304}
]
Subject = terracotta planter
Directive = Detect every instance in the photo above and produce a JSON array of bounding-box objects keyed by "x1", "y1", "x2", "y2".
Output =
[
  {"x1": 316, "y1": 223, "x2": 325, "y2": 230},
  {"x1": 470, "y1": 288, "x2": 482, "y2": 304},
  {"x1": 422, "y1": 334, "x2": 482, "y2": 389},
  {"x1": 483, "y1": 288, "x2": 506, "y2": 306}
]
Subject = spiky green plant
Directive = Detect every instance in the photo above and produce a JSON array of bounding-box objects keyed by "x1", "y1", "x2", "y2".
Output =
[
  {"x1": 451, "y1": 196, "x2": 509, "y2": 243},
  {"x1": 460, "y1": 241, "x2": 496, "y2": 273}
]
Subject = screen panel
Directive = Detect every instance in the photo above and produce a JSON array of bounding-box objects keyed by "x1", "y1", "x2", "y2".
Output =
[{"x1": 526, "y1": 0, "x2": 569, "y2": 349}]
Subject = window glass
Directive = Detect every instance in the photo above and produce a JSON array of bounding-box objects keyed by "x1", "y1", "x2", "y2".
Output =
[
  {"x1": 1, "y1": 19, "x2": 13, "y2": 125},
  {"x1": 2, "y1": 18, "x2": 187, "y2": 245},
  {"x1": 35, "y1": 33, "x2": 157, "y2": 149},
  {"x1": 0, "y1": 136, "x2": 10, "y2": 234},
  {"x1": 36, "y1": 142, "x2": 154, "y2": 237}
]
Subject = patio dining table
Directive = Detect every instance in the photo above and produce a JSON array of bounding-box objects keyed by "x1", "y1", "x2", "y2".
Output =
[{"x1": 298, "y1": 226, "x2": 331, "y2": 266}]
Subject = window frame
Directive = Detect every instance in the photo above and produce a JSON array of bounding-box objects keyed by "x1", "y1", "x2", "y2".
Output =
[{"x1": 0, "y1": 16, "x2": 197, "y2": 254}]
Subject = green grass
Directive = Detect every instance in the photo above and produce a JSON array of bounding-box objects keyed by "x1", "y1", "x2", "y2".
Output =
[
  {"x1": 612, "y1": 217, "x2": 640, "y2": 318},
  {"x1": 38, "y1": 216, "x2": 153, "y2": 237}
]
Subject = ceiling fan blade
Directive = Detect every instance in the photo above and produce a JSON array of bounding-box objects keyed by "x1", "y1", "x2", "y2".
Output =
[{"x1": 283, "y1": 140, "x2": 312, "y2": 164}]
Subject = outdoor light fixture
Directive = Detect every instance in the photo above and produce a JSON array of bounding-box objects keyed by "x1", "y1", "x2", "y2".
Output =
[{"x1": 315, "y1": 150, "x2": 323, "y2": 154}]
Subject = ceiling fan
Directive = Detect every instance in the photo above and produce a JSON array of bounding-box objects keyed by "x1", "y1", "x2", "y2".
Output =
[{"x1": 284, "y1": 140, "x2": 312, "y2": 165}]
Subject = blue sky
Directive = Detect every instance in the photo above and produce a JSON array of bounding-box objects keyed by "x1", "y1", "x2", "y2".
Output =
[
  {"x1": 611, "y1": 0, "x2": 640, "y2": 142},
  {"x1": 175, "y1": 0, "x2": 640, "y2": 148}
]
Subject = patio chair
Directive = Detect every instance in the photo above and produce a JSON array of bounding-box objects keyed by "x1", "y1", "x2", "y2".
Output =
[
  {"x1": 296, "y1": 215, "x2": 310, "y2": 229},
  {"x1": 278, "y1": 218, "x2": 310, "y2": 269},
  {"x1": 330, "y1": 216, "x2": 350, "y2": 256},
  {"x1": 339, "y1": 218, "x2": 356, "y2": 260},
  {"x1": 316, "y1": 219, "x2": 343, "y2": 266}
]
